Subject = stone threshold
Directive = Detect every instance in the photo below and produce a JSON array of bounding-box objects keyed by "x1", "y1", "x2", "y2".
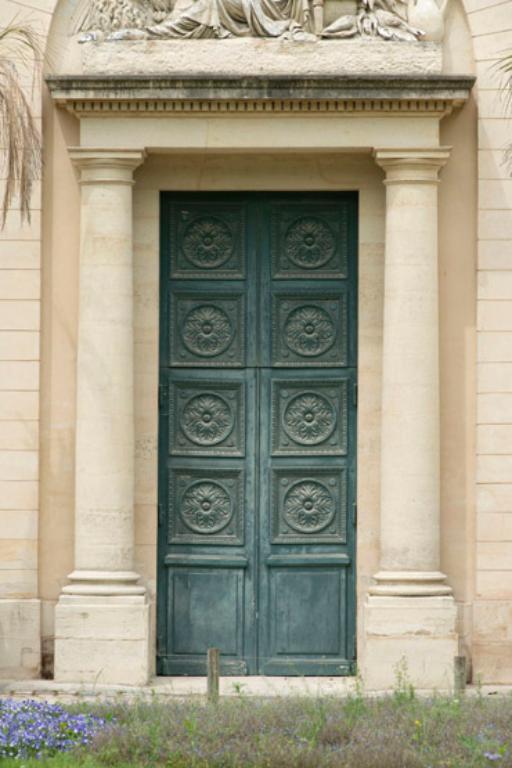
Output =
[{"x1": 0, "y1": 678, "x2": 509, "y2": 701}]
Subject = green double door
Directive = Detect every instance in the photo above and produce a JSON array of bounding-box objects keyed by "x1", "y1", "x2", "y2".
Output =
[{"x1": 158, "y1": 192, "x2": 357, "y2": 676}]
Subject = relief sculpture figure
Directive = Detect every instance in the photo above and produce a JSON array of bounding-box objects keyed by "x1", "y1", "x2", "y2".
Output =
[
  {"x1": 78, "y1": 0, "x2": 426, "y2": 42},
  {"x1": 322, "y1": 0, "x2": 423, "y2": 41},
  {"x1": 145, "y1": 0, "x2": 311, "y2": 39},
  {"x1": 79, "y1": 0, "x2": 316, "y2": 39}
]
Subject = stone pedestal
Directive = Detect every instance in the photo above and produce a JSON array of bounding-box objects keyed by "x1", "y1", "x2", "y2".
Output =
[
  {"x1": 363, "y1": 596, "x2": 458, "y2": 690},
  {"x1": 362, "y1": 149, "x2": 458, "y2": 691},
  {"x1": 54, "y1": 149, "x2": 150, "y2": 686},
  {"x1": 55, "y1": 596, "x2": 149, "y2": 685}
]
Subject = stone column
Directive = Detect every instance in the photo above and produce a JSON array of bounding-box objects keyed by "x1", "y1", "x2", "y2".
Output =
[
  {"x1": 363, "y1": 149, "x2": 458, "y2": 691},
  {"x1": 54, "y1": 149, "x2": 150, "y2": 686}
]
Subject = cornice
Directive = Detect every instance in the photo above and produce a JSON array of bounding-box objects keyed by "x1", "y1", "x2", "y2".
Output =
[{"x1": 45, "y1": 73, "x2": 475, "y2": 117}]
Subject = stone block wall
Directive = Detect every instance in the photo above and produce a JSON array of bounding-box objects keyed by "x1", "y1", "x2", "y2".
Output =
[
  {"x1": 472, "y1": 0, "x2": 512, "y2": 680},
  {"x1": 0, "y1": 0, "x2": 53, "y2": 678}
]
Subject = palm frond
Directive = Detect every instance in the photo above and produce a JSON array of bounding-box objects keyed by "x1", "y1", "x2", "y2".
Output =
[
  {"x1": 495, "y1": 53, "x2": 512, "y2": 110},
  {"x1": 492, "y1": 52, "x2": 512, "y2": 174},
  {"x1": 0, "y1": 22, "x2": 42, "y2": 228}
]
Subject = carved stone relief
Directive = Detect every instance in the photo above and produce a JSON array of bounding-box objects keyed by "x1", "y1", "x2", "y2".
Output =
[{"x1": 78, "y1": 0, "x2": 441, "y2": 44}]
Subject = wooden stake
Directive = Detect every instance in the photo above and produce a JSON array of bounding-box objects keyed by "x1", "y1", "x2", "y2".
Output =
[
  {"x1": 454, "y1": 656, "x2": 467, "y2": 696},
  {"x1": 207, "y1": 647, "x2": 220, "y2": 703}
]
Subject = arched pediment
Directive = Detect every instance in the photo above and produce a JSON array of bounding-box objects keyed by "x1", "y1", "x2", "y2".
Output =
[{"x1": 43, "y1": 0, "x2": 477, "y2": 79}]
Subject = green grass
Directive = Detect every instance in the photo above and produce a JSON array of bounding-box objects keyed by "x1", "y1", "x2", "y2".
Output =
[
  {"x1": 2, "y1": 690, "x2": 512, "y2": 767},
  {"x1": 0, "y1": 758, "x2": 115, "y2": 768}
]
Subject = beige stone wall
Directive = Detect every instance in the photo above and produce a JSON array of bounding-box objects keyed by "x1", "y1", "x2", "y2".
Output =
[
  {"x1": 439, "y1": 98, "x2": 478, "y2": 663},
  {"x1": 468, "y1": 0, "x2": 512, "y2": 683},
  {"x1": 0, "y1": 0, "x2": 53, "y2": 678},
  {"x1": 39, "y1": 97, "x2": 79, "y2": 674}
]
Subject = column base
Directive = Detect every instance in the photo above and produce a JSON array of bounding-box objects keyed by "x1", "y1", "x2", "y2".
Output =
[
  {"x1": 361, "y1": 595, "x2": 458, "y2": 691},
  {"x1": 54, "y1": 594, "x2": 150, "y2": 685},
  {"x1": 0, "y1": 599, "x2": 40, "y2": 679},
  {"x1": 369, "y1": 571, "x2": 453, "y2": 596},
  {"x1": 62, "y1": 570, "x2": 146, "y2": 596}
]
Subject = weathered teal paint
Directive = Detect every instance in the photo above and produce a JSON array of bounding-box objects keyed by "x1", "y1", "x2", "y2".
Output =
[{"x1": 158, "y1": 193, "x2": 357, "y2": 675}]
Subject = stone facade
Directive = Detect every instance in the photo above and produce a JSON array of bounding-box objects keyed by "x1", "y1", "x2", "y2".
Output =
[{"x1": 0, "y1": 0, "x2": 510, "y2": 688}]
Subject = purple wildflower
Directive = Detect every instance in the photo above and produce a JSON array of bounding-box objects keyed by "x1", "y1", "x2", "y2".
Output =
[{"x1": 0, "y1": 698, "x2": 111, "y2": 760}]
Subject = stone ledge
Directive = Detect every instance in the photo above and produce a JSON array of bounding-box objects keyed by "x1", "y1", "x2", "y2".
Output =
[
  {"x1": 2, "y1": 677, "x2": 512, "y2": 700},
  {"x1": 77, "y1": 38, "x2": 444, "y2": 78},
  {"x1": 46, "y1": 72, "x2": 475, "y2": 116}
]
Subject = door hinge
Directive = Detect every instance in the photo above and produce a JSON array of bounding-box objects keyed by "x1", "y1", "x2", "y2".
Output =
[
  {"x1": 352, "y1": 380, "x2": 358, "y2": 407},
  {"x1": 353, "y1": 502, "x2": 357, "y2": 527},
  {"x1": 159, "y1": 381, "x2": 169, "y2": 413},
  {"x1": 158, "y1": 502, "x2": 165, "y2": 528}
]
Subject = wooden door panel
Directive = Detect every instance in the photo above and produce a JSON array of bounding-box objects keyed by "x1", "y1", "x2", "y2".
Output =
[
  {"x1": 270, "y1": 201, "x2": 349, "y2": 280},
  {"x1": 169, "y1": 373, "x2": 247, "y2": 457},
  {"x1": 167, "y1": 566, "x2": 248, "y2": 675},
  {"x1": 259, "y1": 365, "x2": 355, "y2": 672},
  {"x1": 159, "y1": 367, "x2": 256, "y2": 673},
  {"x1": 169, "y1": 288, "x2": 247, "y2": 368},
  {"x1": 168, "y1": 466, "x2": 245, "y2": 546},
  {"x1": 270, "y1": 290, "x2": 348, "y2": 368},
  {"x1": 159, "y1": 195, "x2": 257, "y2": 675},
  {"x1": 263, "y1": 566, "x2": 349, "y2": 675},
  {"x1": 270, "y1": 567, "x2": 346, "y2": 653},
  {"x1": 271, "y1": 376, "x2": 349, "y2": 457},
  {"x1": 168, "y1": 200, "x2": 247, "y2": 280},
  {"x1": 158, "y1": 192, "x2": 357, "y2": 676},
  {"x1": 270, "y1": 467, "x2": 348, "y2": 545}
]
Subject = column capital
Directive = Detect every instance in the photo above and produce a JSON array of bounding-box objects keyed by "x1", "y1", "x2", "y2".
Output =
[
  {"x1": 373, "y1": 147, "x2": 451, "y2": 184},
  {"x1": 69, "y1": 148, "x2": 146, "y2": 185}
]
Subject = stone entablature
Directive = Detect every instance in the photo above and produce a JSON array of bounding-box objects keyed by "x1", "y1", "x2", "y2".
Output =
[{"x1": 46, "y1": 73, "x2": 474, "y2": 115}]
